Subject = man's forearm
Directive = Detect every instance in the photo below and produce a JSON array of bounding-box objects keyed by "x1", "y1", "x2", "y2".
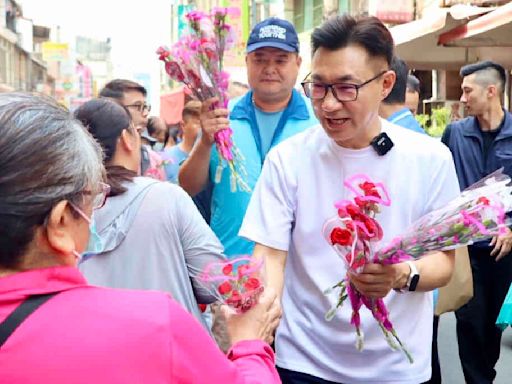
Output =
[
  {"x1": 414, "y1": 250, "x2": 455, "y2": 291},
  {"x1": 179, "y1": 139, "x2": 212, "y2": 196},
  {"x1": 265, "y1": 256, "x2": 286, "y2": 300},
  {"x1": 253, "y1": 244, "x2": 287, "y2": 300}
]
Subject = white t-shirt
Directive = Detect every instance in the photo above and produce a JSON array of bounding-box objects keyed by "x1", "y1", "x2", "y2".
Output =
[{"x1": 239, "y1": 119, "x2": 460, "y2": 384}]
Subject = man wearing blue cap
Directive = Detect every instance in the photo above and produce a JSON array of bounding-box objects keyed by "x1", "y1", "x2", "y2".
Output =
[{"x1": 179, "y1": 17, "x2": 318, "y2": 258}]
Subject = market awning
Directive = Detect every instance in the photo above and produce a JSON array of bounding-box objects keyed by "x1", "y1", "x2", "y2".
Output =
[
  {"x1": 438, "y1": 2, "x2": 512, "y2": 47},
  {"x1": 390, "y1": 4, "x2": 492, "y2": 69}
]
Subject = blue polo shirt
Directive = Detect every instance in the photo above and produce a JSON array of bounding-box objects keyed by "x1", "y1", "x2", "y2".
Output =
[
  {"x1": 388, "y1": 107, "x2": 425, "y2": 134},
  {"x1": 209, "y1": 89, "x2": 318, "y2": 257},
  {"x1": 254, "y1": 108, "x2": 284, "y2": 155},
  {"x1": 162, "y1": 145, "x2": 188, "y2": 183}
]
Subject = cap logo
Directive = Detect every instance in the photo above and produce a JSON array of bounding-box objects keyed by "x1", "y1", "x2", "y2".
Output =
[{"x1": 258, "y1": 25, "x2": 286, "y2": 40}]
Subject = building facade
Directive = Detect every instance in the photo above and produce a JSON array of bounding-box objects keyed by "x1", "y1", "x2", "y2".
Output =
[{"x1": 0, "y1": 0, "x2": 53, "y2": 93}]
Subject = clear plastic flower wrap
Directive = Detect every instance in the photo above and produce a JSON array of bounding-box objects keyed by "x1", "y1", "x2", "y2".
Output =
[
  {"x1": 196, "y1": 256, "x2": 265, "y2": 313},
  {"x1": 375, "y1": 169, "x2": 512, "y2": 262},
  {"x1": 322, "y1": 169, "x2": 512, "y2": 363},
  {"x1": 156, "y1": 7, "x2": 249, "y2": 192}
]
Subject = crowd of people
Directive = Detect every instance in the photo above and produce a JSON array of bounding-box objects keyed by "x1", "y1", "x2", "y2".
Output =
[{"x1": 0, "y1": 12, "x2": 511, "y2": 384}]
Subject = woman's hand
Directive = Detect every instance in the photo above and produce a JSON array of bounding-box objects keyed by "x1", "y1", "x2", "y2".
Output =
[{"x1": 221, "y1": 287, "x2": 282, "y2": 346}]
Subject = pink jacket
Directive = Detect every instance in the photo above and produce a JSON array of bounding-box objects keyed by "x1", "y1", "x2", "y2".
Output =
[{"x1": 0, "y1": 267, "x2": 281, "y2": 384}]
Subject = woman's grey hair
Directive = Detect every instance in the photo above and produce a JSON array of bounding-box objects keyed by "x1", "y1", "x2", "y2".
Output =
[{"x1": 0, "y1": 92, "x2": 104, "y2": 268}]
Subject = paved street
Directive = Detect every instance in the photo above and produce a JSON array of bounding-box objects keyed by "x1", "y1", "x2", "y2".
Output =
[{"x1": 438, "y1": 312, "x2": 512, "y2": 383}]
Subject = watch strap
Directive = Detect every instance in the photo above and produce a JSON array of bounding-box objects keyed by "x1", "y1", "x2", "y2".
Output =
[{"x1": 405, "y1": 260, "x2": 420, "y2": 291}]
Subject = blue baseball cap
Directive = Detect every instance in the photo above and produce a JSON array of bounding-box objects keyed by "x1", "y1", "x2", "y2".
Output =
[{"x1": 246, "y1": 17, "x2": 299, "y2": 54}]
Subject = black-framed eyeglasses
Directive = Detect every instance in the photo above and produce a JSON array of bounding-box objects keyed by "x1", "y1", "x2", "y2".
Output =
[
  {"x1": 125, "y1": 103, "x2": 151, "y2": 113},
  {"x1": 301, "y1": 70, "x2": 388, "y2": 102}
]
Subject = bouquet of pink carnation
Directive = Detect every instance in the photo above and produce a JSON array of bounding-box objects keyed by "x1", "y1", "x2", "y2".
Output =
[
  {"x1": 375, "y1": 169, "x2": 512, "y2": 261},
  {"x1": 323, "y1": 169, "x2": 512, "y2": 363},
  {"x1": 157, "y1": 7, "x2": 249, "y2": 192},
  {"x1": 197, "y1": 256, "x2": 265, "y2": 313}
]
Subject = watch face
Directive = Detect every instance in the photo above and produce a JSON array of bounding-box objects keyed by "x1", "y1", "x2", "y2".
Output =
[{"x1": 409, "y1": 274, "x2": 420, "y2": 292}]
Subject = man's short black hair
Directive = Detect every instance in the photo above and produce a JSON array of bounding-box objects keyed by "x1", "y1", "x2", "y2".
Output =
[
  {"x1": 100, "y1": 79, "x2": 147, "y2": 101},
  {"x1": 406, "y1": 75, "x2": 420, "y2": 93},
  {"x1": 383, "y1": 57, "x2": 407, "y2": 104},
  {"x1": 311, "y1": 15, "x2": 394, "y2": 66},
  {"x1": 460, "y1": 61, "x2": 506, "y2": 92}
]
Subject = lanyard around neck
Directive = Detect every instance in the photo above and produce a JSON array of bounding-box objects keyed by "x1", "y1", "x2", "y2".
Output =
[{"x1": 248, "y1": 96, "x2": 293, "y2": 165}]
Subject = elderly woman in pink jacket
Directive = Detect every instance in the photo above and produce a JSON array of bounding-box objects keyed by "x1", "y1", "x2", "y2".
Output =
[{"x1": 0, "y1": 93, "x2": 281, "y2": 383}]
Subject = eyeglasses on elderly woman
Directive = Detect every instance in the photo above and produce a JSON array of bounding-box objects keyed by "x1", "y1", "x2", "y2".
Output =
[{"x1": 81, "y1": 182, "x2": 111, "y2": 211}]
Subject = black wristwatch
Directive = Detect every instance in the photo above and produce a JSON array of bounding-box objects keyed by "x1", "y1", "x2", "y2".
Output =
[{"x1": 394, "y1": 261, "x2": 420, "y2": 293}]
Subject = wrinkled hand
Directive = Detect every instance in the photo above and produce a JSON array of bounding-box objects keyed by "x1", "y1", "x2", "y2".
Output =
[
  {"x1": 348, "y1": 263, "x2": 407, "y2": 299},
  {"x1": 199, "y1": 97, "x2": 230, "y2": 146},
  {"x1": 221, "y1": 287, "x2": 282, "y2": 346},
  {"x1": 490, "y1": 227, "x2": 512, "y2": 261},
  {"x1": 211, "y1": 303, "x2": 231, "y2": 353}
]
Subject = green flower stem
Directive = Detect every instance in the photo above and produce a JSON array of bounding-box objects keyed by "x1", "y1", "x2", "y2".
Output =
[{"x1": 390, "y1": 329, "x2": 414, "y2": 364}]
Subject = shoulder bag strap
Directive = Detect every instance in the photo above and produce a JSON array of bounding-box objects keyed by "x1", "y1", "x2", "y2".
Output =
[{"x1": 0, "y1": 293, "x2": 58, "y2": 348}]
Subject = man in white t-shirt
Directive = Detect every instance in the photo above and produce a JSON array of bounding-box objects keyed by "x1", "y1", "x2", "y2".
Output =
[{"x1": 239, "y1": 15, "x2": 460, "y2": 384}]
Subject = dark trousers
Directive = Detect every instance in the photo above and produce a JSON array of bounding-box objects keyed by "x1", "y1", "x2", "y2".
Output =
[
  {"x1": 455, "y1": 245, "x2": 512, "y2": 384},
  {"x1": 278, "y1": 366, "x2": 433, "y2": 384},
  {"x1": 278, "y1": 367, "x2": 342, "y2": 384}
]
